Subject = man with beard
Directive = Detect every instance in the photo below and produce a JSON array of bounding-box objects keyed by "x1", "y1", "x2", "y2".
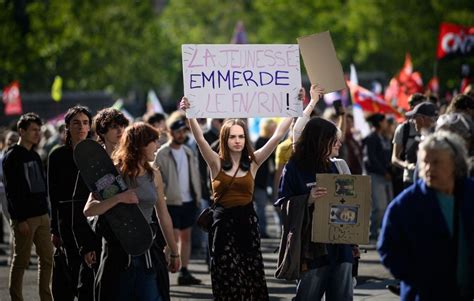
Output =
[
  {"x1": 154, "y1": 117, "x2": 202, "y2": 285},
  {"x1": 406, "y1": 102, "x2": 438, "y2": 183}
]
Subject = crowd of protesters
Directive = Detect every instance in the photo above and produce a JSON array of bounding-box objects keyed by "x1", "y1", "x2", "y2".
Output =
[{"x1": 0, "y1": 84, "x2": 473, "y2": 301}]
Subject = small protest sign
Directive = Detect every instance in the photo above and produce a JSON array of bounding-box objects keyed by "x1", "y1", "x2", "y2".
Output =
[
  {"x1": 312, "y1": 174, "x2": 371, "y2": 245},
  {"x1": 182, "y1": 44, "x2": 303, "y2": 118}
]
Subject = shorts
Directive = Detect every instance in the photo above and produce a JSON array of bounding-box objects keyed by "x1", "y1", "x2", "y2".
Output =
[{"x1": 167, "y1": 201, "x2": 198, "y2": 230}]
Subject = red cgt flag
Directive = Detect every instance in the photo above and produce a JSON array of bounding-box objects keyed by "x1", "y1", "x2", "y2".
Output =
[
  {"x1": 2, "y1": 81, "x2": 23, "y2": 116},
  {"x1": 437, "y1": 23, "x2": 474, "y2": 60},
  {"x1": 347, "y1": 80, "x2": 403, "y2": 122}
]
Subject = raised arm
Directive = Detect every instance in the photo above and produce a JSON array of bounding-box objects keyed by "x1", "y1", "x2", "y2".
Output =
[
  {"x1": 293, "y1": 84, "x2": 324, "y2": 147},
  {"x1": 336, "y1": 106, "x2": 346, "y2": 142},
  {"x1": 179, "y1": 97, "x2": 220, "y2": 176},
  {"x1": 83, "y1": 190, "x2": 138, "y2": 217},
  {"x1": 253, "y1": 118, "x2": 292, "y2": 170},
  {"x1": 153, "y1": 168, "x2": 180, "y2": 273},
  {"x1": 252, "y1": 87, "x2": 307, "y2": 170}
]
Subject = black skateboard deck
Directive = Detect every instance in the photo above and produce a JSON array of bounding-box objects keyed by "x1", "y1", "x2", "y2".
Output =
[{"x1": 74, "y1": 139, "x2": 153, "y2": 256}]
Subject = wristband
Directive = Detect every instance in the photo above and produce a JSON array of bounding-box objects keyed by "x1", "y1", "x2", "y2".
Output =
[{"x1": 170, "y1": 254, "x2": 180, "y2": 258}]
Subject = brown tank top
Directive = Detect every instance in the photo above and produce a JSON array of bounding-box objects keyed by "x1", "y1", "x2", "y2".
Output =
[{"x1": 211, "y1": 170, "x2": 254, "y2": 208}]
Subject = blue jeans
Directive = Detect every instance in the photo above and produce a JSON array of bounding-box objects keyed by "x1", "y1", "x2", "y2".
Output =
[
  {"x1": 369, "y1": 173, "x2": 393, "y2": 239},
  {"x1": 117, "y1": 256, "x2": 161, "y2": 301},
  {"x1": 295, "y1": 262, "x2": 353, "y2": 301}
]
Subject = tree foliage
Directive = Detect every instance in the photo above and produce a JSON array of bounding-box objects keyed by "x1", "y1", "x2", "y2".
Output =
[{"x1": 1, "y1": 0, "x2": 473, "y2": 107}]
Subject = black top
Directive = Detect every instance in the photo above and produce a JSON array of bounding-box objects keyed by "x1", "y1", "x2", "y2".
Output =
[
  {"x1": 2, "y1": 144, "x2": 49, "y2": 221},
  {"x1": 254, "y1": 137, "x2": 274, "y2": 189},
  {"x1": 48, "y1": 145, "x2": 99, "y2": 255},
  {"x1": 363, "y1": 132, "x2": 392, "y2": 176}
]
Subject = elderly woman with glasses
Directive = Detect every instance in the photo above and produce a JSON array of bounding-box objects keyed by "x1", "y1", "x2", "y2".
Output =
[{"x1": 378, "y1": 131, "x2": 474, "y2": 301}]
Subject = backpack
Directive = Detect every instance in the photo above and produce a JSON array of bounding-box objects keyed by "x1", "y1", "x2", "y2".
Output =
[{"x1": 400, "y1": 121, "x2": 419, "y2": 163}]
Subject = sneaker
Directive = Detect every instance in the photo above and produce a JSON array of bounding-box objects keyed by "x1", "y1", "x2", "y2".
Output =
[
  {"x1": 177, "y1": 273, "x2": 202, "y2": 285},
  {"x1": 386, "y1": 284, "x2": 400, "y2": 296}
]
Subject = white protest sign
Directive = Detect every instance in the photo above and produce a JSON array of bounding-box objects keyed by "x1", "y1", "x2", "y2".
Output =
[{"x1": 182, "y1": 44, "x2": 303, "y2": 118}]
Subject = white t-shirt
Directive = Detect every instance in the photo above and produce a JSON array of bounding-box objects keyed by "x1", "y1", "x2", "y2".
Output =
[{"x1": 171, "y1": 147, "x2": 193, "y2": 203}]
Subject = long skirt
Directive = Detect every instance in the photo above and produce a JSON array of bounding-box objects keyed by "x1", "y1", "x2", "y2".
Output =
[{"x1": 209, "y1": 205, "x2": 269, "y2": 301}]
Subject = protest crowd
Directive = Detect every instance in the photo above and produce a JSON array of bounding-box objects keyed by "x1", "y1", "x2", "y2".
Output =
[{"x1": 1, "y1": 22, "x2": 474, "y2": 301}]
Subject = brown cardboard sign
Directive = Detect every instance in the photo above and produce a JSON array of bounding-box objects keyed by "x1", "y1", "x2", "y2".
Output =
[
  {"x1": 297, "y1": 31, "x2": 346, "y2": 93},
  {"x1": 311, "y1": 174, "x2": 371, "y2": 245}
]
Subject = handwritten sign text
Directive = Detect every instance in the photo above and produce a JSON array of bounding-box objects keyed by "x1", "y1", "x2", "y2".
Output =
[{"x1": 182, "y1": 44, "x2": 302, "y2": 118}]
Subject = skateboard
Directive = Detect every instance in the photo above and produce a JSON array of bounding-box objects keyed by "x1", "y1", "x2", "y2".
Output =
[{"x1": 74, "y1": 139, "x2": 153, "y2": 256}]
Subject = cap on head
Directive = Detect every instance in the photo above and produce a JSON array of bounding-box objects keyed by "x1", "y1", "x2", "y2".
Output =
[
  {"x1": 169, "y1": 119, "x2": 187, "y2": 132},
  {"x1": 406, "y1": 102, "x2": 438, "y2": 118}
]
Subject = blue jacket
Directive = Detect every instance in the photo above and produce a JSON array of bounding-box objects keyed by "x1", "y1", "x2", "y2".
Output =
[
  {"x1": 278, "y1": 159, "x2": 353, "y2": 267},
  {"x1": 378, "y1": 178, "x2": 474, "y2": 300}
]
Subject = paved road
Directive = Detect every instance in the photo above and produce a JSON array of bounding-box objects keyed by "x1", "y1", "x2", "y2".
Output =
[{"x1": 0, "y1": 210, "x2": 399, "y2": 300}]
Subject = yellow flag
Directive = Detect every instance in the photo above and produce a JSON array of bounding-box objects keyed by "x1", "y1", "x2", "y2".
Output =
[{"x1": 51, "y1": 76, "x2": 62, "y2": 102}]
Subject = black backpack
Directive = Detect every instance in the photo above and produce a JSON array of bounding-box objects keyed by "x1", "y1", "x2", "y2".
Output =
[{"x1": 400, "y1": 121, "x2": 419, "y2": 163}]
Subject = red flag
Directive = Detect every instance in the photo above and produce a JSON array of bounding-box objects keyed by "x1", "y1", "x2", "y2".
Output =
[
  {"x1": 2, "y1": 81, "x2": 23, "y2": 116},
  {"x1": 385, "y1": 53, "x2": 423, "y2": 111},
  {"x1": 401, "y1": 53, "x2": 413, "y2": 75},
  {"x1": 437, "y1": 23, "x2": 474, "y2": 60},
  {"x1": 347, "y1": 81, "x2": 403, "y2": 121}
]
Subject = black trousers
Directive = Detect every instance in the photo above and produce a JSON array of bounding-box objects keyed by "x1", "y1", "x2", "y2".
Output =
[{"x1": 52, "y1": 226, "x2": 96, "y2": 301}]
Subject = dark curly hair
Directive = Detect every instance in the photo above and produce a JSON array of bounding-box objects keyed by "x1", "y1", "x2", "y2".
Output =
[
  {"x1": 17, "y1": 112, "x2": 42, "y2": 130},
  {"x1": 93, "y1": 108, "x2": 129, "y2": 144}
]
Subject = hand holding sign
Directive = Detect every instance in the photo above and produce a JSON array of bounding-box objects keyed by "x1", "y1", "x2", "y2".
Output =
[
  {"x1": 179, "y1": 97, "x2": 191, "y2": 112},
  {"x1": 310, "y1": 84, "x2": 325, "y2": 101},
  {"x1": 309, "y1": 186, "x2": 328, "y2": 204}
]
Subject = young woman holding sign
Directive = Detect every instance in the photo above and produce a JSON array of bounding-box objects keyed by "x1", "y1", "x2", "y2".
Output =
[
  {"x1": 179, "y1": 88, "x2": 310, "y2": 300},
  {"x1": 278, "y1": 108, "x2": 355, "y2": 300}
]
